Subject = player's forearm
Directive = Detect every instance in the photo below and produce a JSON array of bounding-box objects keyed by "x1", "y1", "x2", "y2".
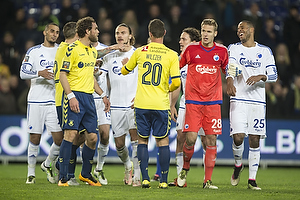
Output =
[
  {"x1": 97, "y1": 47, "x2": 113, "y2": 59},
  {"x1": 170, "y1": 85, "x2": 181, "y2": 107},
  {"x1": 59, "y1": 71, "x2": 72, "y2": 95},
  {"x1": 94, "y1": 77, "x2": 105, "y2": 97}
]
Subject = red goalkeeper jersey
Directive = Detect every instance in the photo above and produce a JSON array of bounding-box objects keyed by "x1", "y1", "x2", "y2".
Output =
[{"x1": 180, "y1": 41, "x2": 228, "y2": 105}]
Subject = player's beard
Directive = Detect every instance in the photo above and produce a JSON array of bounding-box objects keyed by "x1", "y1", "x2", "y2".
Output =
[{"x1": 89, "y1": 34, "x2": 98, "y2": 43}]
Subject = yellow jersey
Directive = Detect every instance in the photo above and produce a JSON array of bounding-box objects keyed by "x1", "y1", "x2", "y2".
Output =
[
  {"x1": 122, "y1": 42, "x2": 180, "y2": 110},
  {"x1": 54, "y1": 42, "x2": 68, "y2": 106},
  {"x1": 60, "y1": 40, "x2": 97, "y2": 94}
]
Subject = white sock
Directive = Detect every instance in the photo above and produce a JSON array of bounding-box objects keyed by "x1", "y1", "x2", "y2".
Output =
[
  {"x1": 131, "y1": 140, "x2": 140, "y2": 179},
  {"x1": 176, "y1": 152, "x2": 183, "y2": 176},
  {"x1": 202, "y1": 149, "x2": 206, "y2": 168},
  {"x1": 232, "y1": 141, "x2": 244, "y2": 167},
  {"x1": 117, "y1": 145, "x2": 131, "y2": 170},
  {"x1": 249, "y1": 147, "x2": 260, "y2": 180},
  {"x1": 45, "y1": 143, "x2": 60, "y2": 167},
  {"x1": 96, "y1": 143, "x2": 109, "y2": 171},
  {"x1": 27, "y1": 142, "x2": 39, "y2": 177}
]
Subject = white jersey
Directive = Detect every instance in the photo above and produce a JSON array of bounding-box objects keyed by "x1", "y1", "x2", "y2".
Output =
[
  {"x1": 227, "y1": 42, "x2": 277, "y2": 105},
  {"x1": 101, "y1": 47, "x2": 137, "y2": 109},
  {"x1": 93, "y1": 42, "x2": 109, "y2": 99},
  {"x1": 20, "y1": 43, "x2": 58, "y2": 104},
  {"x1": 179, "y1": 65, "x2": 187, "y2": 109}
]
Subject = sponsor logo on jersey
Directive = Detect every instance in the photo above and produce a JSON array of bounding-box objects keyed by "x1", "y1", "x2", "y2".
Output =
[
  {"x1": 40, "y1": 60, "x2": 54, "y2": 68},
  {"x1": 195, "y1": 55, "x2": 201, "y2": 58},
  {"x1": 180, "y1": 70, "x2": 187, "y2": 79},
  {"x1": 24, "y1": 56, "x2": 29, "y2": 62},
  {"x1": 62, "y1": 61, "x2": 70, "y2": 69},
  {"x1": 112, "y1": 66, "x2": 121, "y2": 75},
  {"x1": 196, "y1": 65, "x2": 217, "y2": 74},
  {"x1": 141, "y1": 46, "x2": 148, "y2": 51},
  {"x1": 239, "y1": 58, "x2": 261, "y2": 68}
]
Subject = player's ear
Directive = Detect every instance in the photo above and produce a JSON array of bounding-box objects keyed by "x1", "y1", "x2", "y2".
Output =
[{"x1": 214, "y1": 31, "x2": 218, "y2": 37}]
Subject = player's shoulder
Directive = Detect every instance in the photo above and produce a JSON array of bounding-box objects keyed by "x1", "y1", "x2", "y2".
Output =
[
  {"x1": 26, "y1": 44, "x2": 42, "y2": 54},
  {"x1": 215, "y1": 42, "x2": 228, "y2": 50},
  {"x1": 228, "y1": 42, "x2": 242, "y2": 50},
  {"x1": 256, "y1": 42, "x2": 274, "y2": 55},
  {"x1": 95, "y1": 42, "x2": 108, "y2": 50}
]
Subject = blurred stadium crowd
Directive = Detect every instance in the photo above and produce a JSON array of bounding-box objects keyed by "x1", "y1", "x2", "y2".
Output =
[{"x1": 0, "y1": 0, "x2": 300, "y2": 119}]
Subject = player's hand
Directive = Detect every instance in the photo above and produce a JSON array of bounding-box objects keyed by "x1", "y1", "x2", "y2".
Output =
[
  {"x1": 246, "y1": 75, "x2": 265, "y2": 86},
  {"x1": 110, "y1": 43, "x2": 125, "y2": 51},
  {"x1": 69, "y1": 98, "x2": 80, "y2": 113},
  {"x1": 103, "y1": 96, "x2": 110, "y2": 113},
  {"x1": 121, "y1": 57, "x2": 129, "y2": 66},
  {"x1": 38, "y1": 69, "x2": 54, "y2": 80},
  {"x1": 170, "y1": 105, "x2": 178, "y2": 122},
  {"x1": 226, "y1": 77, "x2": 236, "y2": 96},
  {"x1": 227, "y1": 63, "x2": 242, "y2": 77},
  {"x1": 130, "y1": 97, "x2": 135, "y2": 109},
  {"x1": 95, "y1": 59, "x2": 103, "y2": 68}
]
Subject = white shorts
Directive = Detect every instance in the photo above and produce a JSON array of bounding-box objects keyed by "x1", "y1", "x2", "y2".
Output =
[
  {"x1": 95, "y1": 98, "x2": 111, "y2": 126},
  {"x1": 111, "y1": 109, "x2": 135, "y2": 138},
  {"x1": 27, "y1": 104, "x2": 61, "y2": 134},
  {"x1": 229, "y1": 101, "x2": 266, "y2": 138},
  {"x1": 176, "y1": 107, "x2": 204, "y2": 136}
]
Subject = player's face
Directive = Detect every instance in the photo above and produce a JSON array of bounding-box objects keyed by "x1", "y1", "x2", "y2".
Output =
[
  {"x1": 179, "y1": 32, "x2": 192, "y2": 52},
  {"x1": 45, "y1": 24, "x2": 59, "y2": 44},
  {"x1": 201, "y1": 24, "x2": 216, "y2": 47},
  {"x1": 115, "y1": 26, "x2": 131, "y2": 45},
  {"x1": 88, "y1": 22, "x2": 99, "y2": 43},
  {"x1": 237, "y1": 22, "x2": 251, "y2": 43}
]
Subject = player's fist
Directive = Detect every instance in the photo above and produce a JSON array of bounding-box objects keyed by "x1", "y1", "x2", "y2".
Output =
[{"x1": 227, "y1": 63, "x2": 242, "y2": 77}]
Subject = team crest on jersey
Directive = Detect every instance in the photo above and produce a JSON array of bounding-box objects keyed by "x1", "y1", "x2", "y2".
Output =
[
  {"x1": 184, "y1": 124, "x2": 189, "y2": 129},
  {"x1": 68, "y1": 120, "x2": 74, "y2": 127},
  {"x1": 256, "y1": 53, "x2": 262, "y2": 59},
  {"x1": 24, "y1": 56, "x2": 29, "y2": 62},
  {"x1": 62, "y1": 61, "x2": 70, "y2": 69},
  {"x1": 141, "y1": 46, "x2": 148, "y2": 51},
  {"x1": 213, "y1": 54, "x2": 219, "y2": 61}
]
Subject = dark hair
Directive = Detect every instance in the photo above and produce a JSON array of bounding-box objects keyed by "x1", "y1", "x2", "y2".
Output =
[
  {"x1": 63, "y1": 22, "x2": 76, "y2": 39},
  {"x1": 76, "y1": 16, "x2": 96, "y2": 38},
  {"x1": 182, "y1": 27, "x2": 201, "y2": 42},
  {"x1": 241, "y1": 20, "x2": 254, "y2": 29},
  {"x1": 117, "y1": 23, "x2": 135, "y2": 45},
  {"x1": 44, "y1": 22, "x2": 59, "y2": 31},
  {"x1": 148, "y1": 19, "x2": 165, "y2": 38}
]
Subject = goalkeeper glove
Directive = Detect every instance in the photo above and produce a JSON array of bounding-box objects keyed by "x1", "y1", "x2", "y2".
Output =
[{"x1": 227, "y1": 63, "x2": 242, "y2": 77}]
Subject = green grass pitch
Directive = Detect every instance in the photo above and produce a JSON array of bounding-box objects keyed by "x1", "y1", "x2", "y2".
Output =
[{"x1": 0, "y1": 163, "x2": 299, "y2": 200}]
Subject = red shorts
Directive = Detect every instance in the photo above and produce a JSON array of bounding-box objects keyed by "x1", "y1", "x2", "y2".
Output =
[{"x1": 183, "y1": 104, "x2": 222, "y2": 135}]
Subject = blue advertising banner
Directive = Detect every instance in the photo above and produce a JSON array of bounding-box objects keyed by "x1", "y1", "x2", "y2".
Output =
[{"x1": 0, "y1": 116, "x2": 299, "y2": 164}]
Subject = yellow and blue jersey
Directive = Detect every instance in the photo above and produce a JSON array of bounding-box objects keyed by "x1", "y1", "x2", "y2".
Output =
[
  {"x1": 60, "y1": 40, "x2": 97, "y2": 94},
  {"x1": 123, "y1": 42, "x2": 180, "y2": 110},
  {"x1": 54, "y1": 42, "x2": 68, "y2": 106}
]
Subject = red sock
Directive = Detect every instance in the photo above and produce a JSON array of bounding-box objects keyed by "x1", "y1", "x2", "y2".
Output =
[
  {"x1": 182, "y1": 141, "x2": 194, "y2": 170},
  {"x1": 204, "y1": 146, "x2": 217, "y2": 182}
]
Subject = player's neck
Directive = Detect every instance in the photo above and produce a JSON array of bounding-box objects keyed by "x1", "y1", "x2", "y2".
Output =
[
  {"x1": 201, "y1": 41, "x2": 214, "y2": 48},
  {"x1": 120, "y1": 45, "x2": 131, "y2": 52},
  {"x1": 151, "y1": 38, "x2": 163, "y2": 44},
  {"x1": 242, "y1": 40, "x2": 255, "y2": 48},
  {"x1": 79, "y1": 37, "x2": 91, "y2": 47},
  {"x1": 43, "y1": 41, "x2": 55, "y2": 48}
]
